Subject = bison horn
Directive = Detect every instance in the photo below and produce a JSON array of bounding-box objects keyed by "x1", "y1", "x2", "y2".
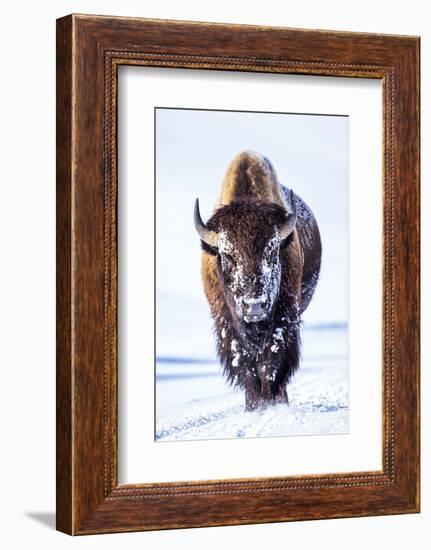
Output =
[
  {"x1": 279, "y1": 189, "x2": 297, "y2": 241},
  {"x1": 194, "y1": 199, "x2": 219, "y2": 248}
]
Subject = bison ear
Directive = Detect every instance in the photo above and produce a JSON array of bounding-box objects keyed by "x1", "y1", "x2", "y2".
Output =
[
  {"x1": 194, "y1": 198, "x2": 219, "y2": 249},
  {"x1": 279, "y1": 190, "x2": 297, "y2": 242}
]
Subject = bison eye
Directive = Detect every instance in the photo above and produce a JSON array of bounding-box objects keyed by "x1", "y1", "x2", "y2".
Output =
[{"x1": 221, "y1": 252, "x2": 235, "y2": 268}]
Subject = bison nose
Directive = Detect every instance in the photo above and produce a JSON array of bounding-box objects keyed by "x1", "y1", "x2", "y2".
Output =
[{"x1": 243, "y1": 298, "x2": 268, "y2": 322}]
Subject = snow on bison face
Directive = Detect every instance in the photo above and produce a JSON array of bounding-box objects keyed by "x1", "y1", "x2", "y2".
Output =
[
  {"x1": 217, "y1": 226, "x2": 280, "y2": 322},
  {"x1": 194, "y1": 198, "x2": 297, "y2": 349}
]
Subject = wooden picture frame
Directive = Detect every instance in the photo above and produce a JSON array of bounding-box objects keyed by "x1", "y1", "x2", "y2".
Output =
[{"x1": 56, "y1": 14, "x2": 420, "y2": 535}]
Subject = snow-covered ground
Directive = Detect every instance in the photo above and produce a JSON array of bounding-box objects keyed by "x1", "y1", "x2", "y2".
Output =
[{"x1": 156, "y1": 325, "x2": 348, "y2": 442}]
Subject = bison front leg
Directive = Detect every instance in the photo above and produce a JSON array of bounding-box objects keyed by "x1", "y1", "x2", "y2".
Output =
[
  {"x1": 258, "y1": 364, "x2": 278, "y2": 406},
  {"x1": 244, "y1": 371, "x2": 261, "y2": 411},
  {"x1": 257, "y1": 361, "x2": 289, "y2": 407},
  {"x1": 274, "y1": 383, "x2": 289, "y2": 405}
]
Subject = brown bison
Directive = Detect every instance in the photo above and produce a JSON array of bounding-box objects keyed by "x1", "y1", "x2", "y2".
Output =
[{"x1": 194, "y1": 151, "x2": 321, "y2": 411}]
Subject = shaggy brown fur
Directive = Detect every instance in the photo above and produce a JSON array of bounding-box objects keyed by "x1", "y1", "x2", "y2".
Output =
[
  {"x1": 198, "y1": 151, "x2": 321, "y2": 410},
  {"x1": 216, "y1": 151, "x2": 288, "y2": 209}
]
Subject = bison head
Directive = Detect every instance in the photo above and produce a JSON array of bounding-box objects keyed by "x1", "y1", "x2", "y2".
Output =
[{"x1": 194, "y1": 193, "x2": 297, "y2": 349}]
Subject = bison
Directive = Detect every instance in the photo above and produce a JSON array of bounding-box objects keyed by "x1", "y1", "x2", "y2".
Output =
[{"x1": 194, "y1": 151, "x2": 322, "y2": 411}]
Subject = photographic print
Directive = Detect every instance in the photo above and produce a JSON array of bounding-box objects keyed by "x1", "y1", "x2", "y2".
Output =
[{"x1": 155, "y1": 107, "x2": 349, "y2": 442}]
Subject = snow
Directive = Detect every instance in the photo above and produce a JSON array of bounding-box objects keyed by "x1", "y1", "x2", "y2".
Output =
[
  {"x1": 232, "y1": 354, "x2": 240, "y2": 368},
  {"x1": 244, "y1": 296, "x2": 267, "y2": 305},
  {"x1": 156, "y1": 325, "x2": 348, "y2": 442},
  {"x1": 259, "y1": 229, "x2": 282, "y2": 307}
]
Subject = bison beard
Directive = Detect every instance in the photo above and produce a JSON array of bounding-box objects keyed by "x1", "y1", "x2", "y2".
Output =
[
  {"x1": 195, "y1": 151, "x2": 321, "y2": 411},
  {"x1": 216, "y1": 297, "x2": 302, "y2": 411}
]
